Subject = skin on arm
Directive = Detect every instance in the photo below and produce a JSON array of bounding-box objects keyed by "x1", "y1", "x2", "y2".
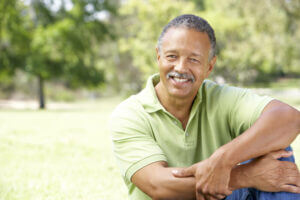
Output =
[
  {"x1": 132, "y1": 150, "x2": 300, "y2": 200},
  {"x1": 174, "y1": 100, "x2": 300, "y2": 198},
  {"x1": 219, "y1": 100, "x2": 300, "y2": 167},
  {"x1": 229, "y1": 150, "x2": 300, "y2": 193},
  {"x1": 132, "y1": 161, "x2": 196, "y2": 200}
]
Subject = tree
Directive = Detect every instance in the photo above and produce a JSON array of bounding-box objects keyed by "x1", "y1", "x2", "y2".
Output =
[
  {"x1": 118, "y1": 0, "x2": 197, "y2": 83},
  {"x1": 117, "y1": 0, "x2": 300, "y2": 88},
  {"x1": 0, "y1": 0, "x2": 31, "y2": 98},
  {"x1": 0, "y1": 0, "x2": 117, "y2": 108},
  {"x1": 202, "y1": 0, "x2": 300, "y2": 83}
]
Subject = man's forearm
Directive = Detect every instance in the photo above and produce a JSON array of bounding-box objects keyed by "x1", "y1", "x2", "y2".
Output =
[
  {"x1": 138, "y1": 167, "x2": 196, "y2": 200},
  {"x1": 215, "y1": 100, "x2": 300, "y2": 167},
  {"x1": 132, "y1": 162, "x2": 196, "y2": 200},
  {"x1": 147, "y1": 165, "x2": 248, "y2": 200},
  {"x1": 159, "y1": 154, "x2": 300, "y2": 200}
]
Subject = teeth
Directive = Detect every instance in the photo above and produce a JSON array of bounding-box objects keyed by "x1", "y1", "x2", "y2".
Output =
[{"x1": 173, "y1": 77, "x2": 188, "y2": 82}]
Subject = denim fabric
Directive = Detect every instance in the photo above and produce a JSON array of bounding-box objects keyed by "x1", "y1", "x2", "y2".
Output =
[{"x1": 225, "y1": 146, "x2": 300, "y2": 200}]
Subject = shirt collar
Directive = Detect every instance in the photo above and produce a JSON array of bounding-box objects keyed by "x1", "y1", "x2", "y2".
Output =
[{"x1": 136, "y1": 73, "x2": 203, "y2": 113}]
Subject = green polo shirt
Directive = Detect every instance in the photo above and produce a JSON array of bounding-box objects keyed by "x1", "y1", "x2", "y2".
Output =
[{"x1": 109, "y1": 74, "x2": 273, "y2": 200}]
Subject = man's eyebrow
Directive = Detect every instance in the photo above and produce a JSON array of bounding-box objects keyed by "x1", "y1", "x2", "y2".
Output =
[
  {"x1": 164, "y1": 50, "x2": 178, "y2": 54},
  {"x1": 163, "y1": 50, "x2": 204, "y2": 58},
  {"x1": 164, "y1": 49, "x2": 204, "y2": 57},
  {"x1": 190, "y1": 52, "x2": 204, "y2": 57}
]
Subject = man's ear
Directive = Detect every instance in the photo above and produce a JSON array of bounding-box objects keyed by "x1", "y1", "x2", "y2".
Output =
[
  {"x1": 156, "y1": 47, "x2": 160, "y2": 61},
  {"x1": 206, "y1": 56, "x2": 217, "y2": 76}
]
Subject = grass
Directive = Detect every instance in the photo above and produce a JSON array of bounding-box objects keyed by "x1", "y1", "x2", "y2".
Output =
[
  {"x1": 0, "y1": 90, "x2": 299, "y2": 200},
  {"x1": 0, "y1": 97, "x2": 128, "y2": 200}
]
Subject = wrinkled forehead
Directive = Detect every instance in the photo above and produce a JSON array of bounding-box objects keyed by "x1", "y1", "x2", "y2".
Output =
[{"x1": 160, "y1": 27, "x2": 211, "y2": 56}]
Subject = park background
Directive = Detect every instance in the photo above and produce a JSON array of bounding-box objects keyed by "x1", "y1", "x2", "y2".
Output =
[{"x1": 0, "y1": 0, "x2": 299, "y2": 199}]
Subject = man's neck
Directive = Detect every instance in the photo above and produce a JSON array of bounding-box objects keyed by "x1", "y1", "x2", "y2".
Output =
[{"x1": 155, "y1": 82, "x2": 196, "y2": 130}]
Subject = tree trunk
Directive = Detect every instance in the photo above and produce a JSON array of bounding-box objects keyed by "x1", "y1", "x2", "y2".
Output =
[{"x1": 38, "y1": 75, "x2": 45, "y2": 109}]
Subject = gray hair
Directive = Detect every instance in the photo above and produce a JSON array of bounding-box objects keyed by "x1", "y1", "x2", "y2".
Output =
[{"x1": 157, "y1": 14, "x2": 216, "y2": 61}]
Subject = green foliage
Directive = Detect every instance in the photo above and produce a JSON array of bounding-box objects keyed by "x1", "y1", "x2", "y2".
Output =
[
  {"x1": 119, "y1": 0, "x2": 197, "y2": 80},
  {"x1": 0, "y1": 0, "x2": 118, "y2": 107},
  {"x1": 0, "y1": 0, "x2": 31, "y2": 72},
  {"x1": 0, "y1": 0, "x2": 117, "y2": 92},
  {"x1": 1, "y1": 0, "x2": 299, "y2": 97},
  {"x1": 118, "y1": 0, "x2": 300, "y2": 86},
  {"x1": 46, "y1": 84, "x2": 77, "y2": 102},
  {"x1": 209, "y1": 0, "x2": 300, "y2": 83},
  {"x1": 25, "y1": 0, "x2": 114, "y2": 85}
]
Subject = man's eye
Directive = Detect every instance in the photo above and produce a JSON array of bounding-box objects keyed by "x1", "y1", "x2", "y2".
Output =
[
  {"x1": 190, "y1": 58, "x2": 199, "y2": 63},
  {"x1": 167, "y1": 55, "x2": 176, "y2": 59}
]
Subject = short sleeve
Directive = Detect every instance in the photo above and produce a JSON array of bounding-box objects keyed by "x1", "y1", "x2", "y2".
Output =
[
  {"x1": 228, "y1": 88, "x2": 274, "y2": 138},
  {"x1": 109, "y1": 99, "x2": 167, "y2": 183}
]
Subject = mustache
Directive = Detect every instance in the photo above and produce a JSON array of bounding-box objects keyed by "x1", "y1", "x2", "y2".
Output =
[{"x1": 166, "y1": 71, "x2": 195, "y2": 82}]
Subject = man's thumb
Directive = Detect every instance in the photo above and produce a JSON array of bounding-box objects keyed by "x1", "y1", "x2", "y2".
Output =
[
  {"x1": 172, "y1": 166, "x2": 195, "y2": 177},
  {"x1": 271, "y1": 150, "x2": 293, "y2": 159}
]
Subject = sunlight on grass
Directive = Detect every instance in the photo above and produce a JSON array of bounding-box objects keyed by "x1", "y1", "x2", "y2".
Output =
[
  {"x1": 0, "y1": 97, "x2": 128, "y2": 200},
  {"x1": 0, "y1": 92, "x2": 299, "y2": 199}
]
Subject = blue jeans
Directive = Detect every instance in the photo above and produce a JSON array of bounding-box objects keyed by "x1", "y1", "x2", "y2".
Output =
[{"x1": 225, "y1": 146, "x2": 300, "y2": 200}]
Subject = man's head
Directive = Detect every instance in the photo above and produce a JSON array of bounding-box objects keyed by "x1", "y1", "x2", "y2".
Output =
[
  {"x1": 155, "y1": 14, "x2": 217, "y2": 100},
  {"x1": 157, "y1": 14, "x2": 216, "y2": 61}
]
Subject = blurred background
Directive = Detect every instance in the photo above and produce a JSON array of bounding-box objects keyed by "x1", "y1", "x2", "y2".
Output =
[{"x1": 0, "y1": 0, "x2": 299, "y2": 199}]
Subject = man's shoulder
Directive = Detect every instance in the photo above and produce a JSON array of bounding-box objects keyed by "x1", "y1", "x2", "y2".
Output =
[
  {"x1": 110, "y1": 93, "x2": 143, "y2": 119},
  {"x1": 110, "y1": 88, "x2": 154, "y2": 125},
  {"x1": 202, "y1": 79, "x2": 247, "y2": 99}
]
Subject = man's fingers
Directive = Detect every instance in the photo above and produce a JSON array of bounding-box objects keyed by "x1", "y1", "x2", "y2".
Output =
[
  {"x1": 196, "y1": 191, "x2": 205, "y2": 200},
  {"x1": 280, "y1": 185, "x2": 300, "y2": 194},
  {"x1": 201, "y1": 192, "x2": 225, "y2": 200},
  {"x1": 172, "y1": 165, "x2": 196, "y2": 177},
  {"x1": 280, "y1": 162, "x2": 300, "y2": 186},
  {"x1": 200, "y1": 193, "x2": 218, "y2": 200},
  {"x1": 196, "y1": 186, "x2": 230, "y2": 199},
  {"x1": 286, "y1": 177, "x2": 300, "y2": 187},
  {"x1": 205, "y1": 195, "x2": 219, "y2": 200},
  {"x1": 204, "y1": 194, "x2": 225, "y2": 200},
  {"x1": 285, "y1": 173, "x2": 300, "y2": 187},
  {"x1": 213, "y1": 194, "x2": 226, "y2": 199},
  {"x1": 224, "y1": 189, "x2": 232, "y2": 196},
  {"x1": 269, "y1": 150, "x2": 293, "y2": 159}
]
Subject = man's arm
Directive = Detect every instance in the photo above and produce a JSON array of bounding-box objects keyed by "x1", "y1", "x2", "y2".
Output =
[
  {"x1": 219, "y1": 100, "x2": 300, "y2": 166},
  {"x1": 229, "y1": 150, "x2": 300, "y2": 193},
  {"x1": 174, "y1": 100, "x2": 300, "y2": 198},
  {"x1": 132, "y1": 161, "x2": 196, "y2": 200},
  {"x1": 132, "y1": 150, "x2": 300, "y2": 200}
]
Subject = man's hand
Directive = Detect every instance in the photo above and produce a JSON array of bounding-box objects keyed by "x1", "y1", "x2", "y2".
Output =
[
  {"x1": 242, "y1": 149, "x2": 300, "y2": 193},
  {"x1": 173, "y1": 152, "x2": 233, "y2": 200},
  {"x1": 173, "y1": 149, "x2": 300, "y2": 200}
]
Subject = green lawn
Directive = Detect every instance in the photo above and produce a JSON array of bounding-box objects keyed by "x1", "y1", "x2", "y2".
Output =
[
  {"x1": 0, "y1": 91, "x2": 299, "y2": 200},
  {"x1": 0, "y1": 97, "x2": 128, "y2": 200}
]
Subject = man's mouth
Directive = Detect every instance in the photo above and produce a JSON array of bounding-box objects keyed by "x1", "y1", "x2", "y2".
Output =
[
  {"x1": 172, "y1": 77, "x2": 190, "y2": 82},
  {"x1": 167, "y1": 72, "x2": 195, "y2": 83}
]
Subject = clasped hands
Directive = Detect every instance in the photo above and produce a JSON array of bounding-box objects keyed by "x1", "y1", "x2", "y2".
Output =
[{"x1": 172, "y1": 150, "x2": 300, "y2": 200}]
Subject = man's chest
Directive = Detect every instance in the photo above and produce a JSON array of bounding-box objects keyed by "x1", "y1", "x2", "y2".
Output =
[{"x1": 146, "y1": 111, "x2": 233, "y2": 166}]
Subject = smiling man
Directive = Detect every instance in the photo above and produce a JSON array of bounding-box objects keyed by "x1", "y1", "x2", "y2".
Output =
[{"x1": 110, "y1": 14, "x2": 300, "y2": 200}]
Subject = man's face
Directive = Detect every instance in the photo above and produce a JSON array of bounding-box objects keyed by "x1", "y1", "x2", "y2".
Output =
[{"x1": 156, "y1": 27, "x2": 216, "y2": 99}]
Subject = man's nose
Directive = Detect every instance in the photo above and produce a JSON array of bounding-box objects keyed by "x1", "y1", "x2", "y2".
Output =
[{"x1": 174, "y1": 58, "x2": 188, "y2": 73}]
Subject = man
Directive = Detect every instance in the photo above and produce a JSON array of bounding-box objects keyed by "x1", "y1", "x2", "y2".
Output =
[{"x1": 109, "y1": 14, "x2": 300, "y2": 200}]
